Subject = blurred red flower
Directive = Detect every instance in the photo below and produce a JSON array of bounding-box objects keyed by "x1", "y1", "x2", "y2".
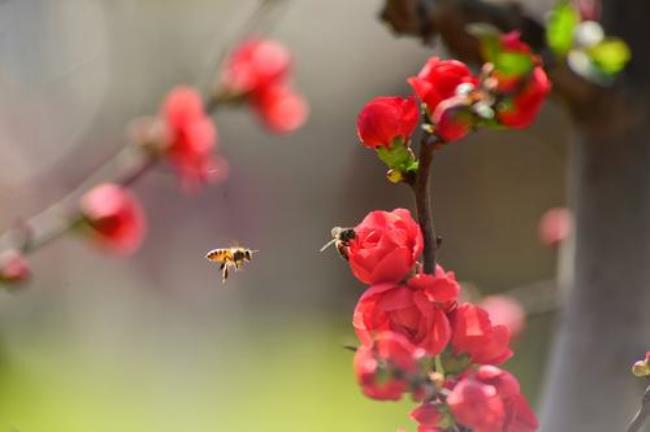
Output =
[
  {"x1": 348, "y1": 208, "x2": 423, "y2": 285},
  {"x1": 451, "y1": 303, "x2": 513, "y2": 365},
  {"x1": 221, "y1": 38, "x2": 292, "y2": 95},
  {"x1": 353, "y1": 331, "x2": 424, "y2": 401},
  {"x1": 251, "y1": 83, "x2": 309, "y2": 133},
  {"x1": 538, "y1": 207, "x2": 572, "y2": 247},
  {"x1": 80, "y1": 183, "x2": 147, "y2": 255},
  {"x1": 480, "y1": 295, "x2": 526, "y2": 338},
  {"x1": 497, "y1": 66, "x2": 551, "y2": 129},
  {"x1": 162, "y1": 86, "x2": 226, "y2": 191},
  {"x1": 410, "y1": 403, "x2": 443, "y2": 431},
  {"x1": 0, "y1": 249, "x2": 30, "y2": 284},
  {"x1": 357, "y1": 96, "x2": 419, "y2": 149}
]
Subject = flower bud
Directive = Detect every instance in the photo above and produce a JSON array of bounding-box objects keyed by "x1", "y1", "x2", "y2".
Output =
[
  {"x1": 0, "y1": 249, "x2": 30, "y2": 286},
  {"x1": 357, "y1": 96, "x2": 419, "y2": 149}
]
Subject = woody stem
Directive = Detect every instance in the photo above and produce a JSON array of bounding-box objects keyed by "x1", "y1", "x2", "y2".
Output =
[{"x1": 411, "y1": 133, "x2": 439, "y2": 274}]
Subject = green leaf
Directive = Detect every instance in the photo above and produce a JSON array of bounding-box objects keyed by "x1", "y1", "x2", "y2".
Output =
[
  {"x1": 466, "y1": 23, "x2": 501, "y2": 62},
  {"x1": 376, "y1": 138, "x2": 418, "y2": 173},
  {"x1": 588, "y1": 37, "x2": 631, "y2": 75},
  {"x1": 494, "y1": 51, "x2": 533, "y2": 77},
  {"x1": 546, "y1": 1, "x2": 580, "y2": 56}
]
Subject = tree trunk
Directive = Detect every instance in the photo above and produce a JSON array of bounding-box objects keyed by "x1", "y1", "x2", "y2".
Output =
[{"x1": 540, "y1": 1, "x2": 650, "y2": 430}]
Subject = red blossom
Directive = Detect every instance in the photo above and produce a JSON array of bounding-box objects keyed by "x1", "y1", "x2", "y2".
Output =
[
  {"x1": 431, "y1": 98, "x2": 475, "y2": 142},
  {"x1": 410, "y1": 403, "x2": 443, "y2": 431},
  {"x1": 447, "y1": 377, "x2": 506, "y2": 432},
  {"x1": 348, "y1": 208, "x2": 423, "y2": 285},
  {"x1": 161, "y1": 86, "x2": 226, "y2": 191},
  {"x1": 480, "y1": 295, "x2": 526, "y2": 338},
  {"x1": 251, "y1": 83, "x2": 309, "y2": 133},
  {"x1": 353, "y1": 273, "x2": 457, "y2": 355},
  {"x1": 497, "y1": 66, "x2": 551, "y2": 129},
  {"x1": 221, "y1": 38, "x2": 292, "y2": 95},
  {"x1": 448, "y1": 366, "x2": 538, "y2": 432},
  {"x1": 353, "y1": 331, "x2": 424, "y2": 401},
  {"x1": 408, "y1": 57, "x2": 477, "y2": 116},
  {"x1": 357, "y1": 96, "x2": 419, "y2": 149},
  {"x1": 80, "y1": 183, "x2": 147, "y2": 255},
  {"x1": 0, "y1": 249, "x2": 30, "y2": 284},
  {"x1": 451, "y1": 303, "x2": 513, "y2": 365}
]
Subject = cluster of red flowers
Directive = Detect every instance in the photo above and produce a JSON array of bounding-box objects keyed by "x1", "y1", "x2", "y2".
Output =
[
  {"x1": 342, "y1": 209, "x2": 538, "y2": 431},
  {"x1": 357, "y1": 32, "x2": 550, "y2": 151},
  {"x1": 339, "y1": 32, "x2": 548, "y2": 432},
  {"x1": 221, "y1": 37, "x2": 308, "y2": 133}
]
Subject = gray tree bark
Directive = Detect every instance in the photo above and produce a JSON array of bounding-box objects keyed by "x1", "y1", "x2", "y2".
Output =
[{"x1": 540, "y1": 1, "x2": 650, "y2": 430}]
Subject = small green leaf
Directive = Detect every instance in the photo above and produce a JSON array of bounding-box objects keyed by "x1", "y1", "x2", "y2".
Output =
[
  {"x1": 546, "y1": 1, "x2": 580, "y2": 56},
  {"x1": 376, "y1": 138, "x2": 417, "y2": 173},
  {"x1": 494, "y1": 51, "x2": 533, "y2": 77},
  {"x1": 588, "y1": 37, "x2": 631, "y2": 75},
  {"x1": 466, "y1": 23, "x2": 501, "y2": 62}
]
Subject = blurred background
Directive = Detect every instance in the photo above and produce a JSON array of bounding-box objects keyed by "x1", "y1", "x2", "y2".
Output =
[{"x1": 0, "y1": 0, "x2": 569, "y2": 430}]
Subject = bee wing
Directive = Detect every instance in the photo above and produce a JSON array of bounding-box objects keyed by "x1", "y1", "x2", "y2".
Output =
[{"x1": 319, "y1": 238, "x2": 337, "y2": 252}]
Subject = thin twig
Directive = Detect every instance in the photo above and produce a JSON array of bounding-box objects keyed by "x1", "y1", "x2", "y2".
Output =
[
  {"x1": 411, "y1": 133, "x2": 439, "y2": 274},
  {"x1": 627, "y1": 384, "x2": 650, "y2": 432}
]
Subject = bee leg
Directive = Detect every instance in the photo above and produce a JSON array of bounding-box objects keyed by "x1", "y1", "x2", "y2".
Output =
[{"x1": 221, "y1": 265, "x2": 229, "y2": 283}]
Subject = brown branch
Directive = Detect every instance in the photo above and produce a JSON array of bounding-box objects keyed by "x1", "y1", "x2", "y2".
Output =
[
  {"x1": 627, "y1": 384, "x2": 650, "y2": 432},
  {"x1": 411, "y1": 133, "x2": 439, "y2": 274}
]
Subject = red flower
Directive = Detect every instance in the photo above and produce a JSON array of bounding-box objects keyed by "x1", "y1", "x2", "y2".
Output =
[
  {"x1": 480, "y1": 295, "x2": 526, "y2": 338},
  {"x1": 357, "y1": 96, "x2": 419, "y2": 149},
  {"x1": 353, "y1": 331, "x2": 423, "y2": 401},
  {"x1": 353, "y1": 270, "x2": 458, "y2": 355},
  {"x1": 431, "y1": 98, "x2": 475, "y2": 142},
  {"x1": 162, "y1": 86, "x2": 226, "y2": 191},
  {"x1": 451, "y1": 303, "x2": 513, "y2": 365},
  {"x1": 408, "y1": 266, "x2": 460, "y2": 309},
  {"x1": 447, "y1": 377, "x2": 505, "y2": 432},
  {"x1": 80, "y1": 183, "x2": 147, "y2": 255},
  {"x1": 538, "y1": 207, "x2": 572, "y2": 247},
  {"x1": 251, "y1": 83, "x2": 309, "y2": 133},
  {"x1": 0, "y1": 249, "x2": 30, "y2": 284},
  {"x1": 497, "y1": 66, "x2": 551, "y2": 129},
  {"x1": 411, "y1": 403, "x2": 443, "y2": 431},
  {"x1": 221, "y1": 38, "x2": 292, "y2": 95},
  {"x1": 448, "y1": 366, "x2": 538, "y2": 432},
  {"x1": 348, "y1": 208, "x2": 423, "y2": 285},
  {"x1": 408, "y1": 57, "x2": 477, "y2": 115}
]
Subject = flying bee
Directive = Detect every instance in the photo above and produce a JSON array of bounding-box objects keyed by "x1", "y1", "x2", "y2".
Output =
[
  {"x1": 205, "y1": 246, "x2": 258, "y2": 283},
  {"x1": 320, "y1": 226, "x2": 356, "y2": 260}
]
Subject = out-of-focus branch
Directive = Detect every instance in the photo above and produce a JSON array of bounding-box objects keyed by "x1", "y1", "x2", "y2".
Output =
[{"x1": 627, "y1": 384, "x2": 650, "y2": 432}]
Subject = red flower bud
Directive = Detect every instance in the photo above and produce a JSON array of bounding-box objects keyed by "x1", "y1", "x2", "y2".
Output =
[
  {"x1": 480, "y1": 295, "x2": 526, "y2": 338},
  {"x1": 431, "y1": 98, "x2": 475, "y2": 142},
  {"x1": 408, "y1": 57, "x2": 477, "y2": 116},
  {"x1": 0, "y1": 249, "x2": 30, "y2": 285},
  {"x1": 497, "y1": 66, "x2": 551, "y2": 129},
  {"x1": 80, "y1": 183, "x2": 147, "y2": 255},
  {"x1": 162, "y1": 86, "x2": 226, "y2": 191},
  {"x1": 353, "y1": 331, "x2": 424, "y2": 401},
  {"x1": 451, "y1": 303, "x2": 513, "y2": 365},
  {"x1": 348, "y1": 208, "x2": 423, "y2": 285},
  {"x1": 357, "y1": 96, "x2": 419, "y2": 149},
  {"x1": 251, "y1": 84, "x2": 309, "y2": 133},
  {"x1": 221, "y1": 38, "x2": 292, "y2": 95},
  {"x1": 353, "y1": 273, "x2": 456, "y2": 355}
]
